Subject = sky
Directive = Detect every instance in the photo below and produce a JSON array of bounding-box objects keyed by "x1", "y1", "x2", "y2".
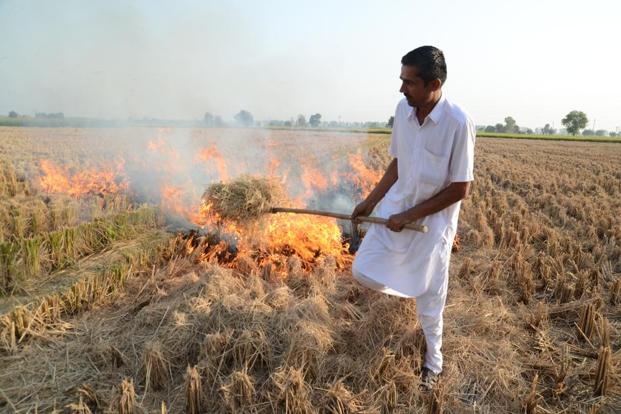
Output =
[{"x1": 1, "y1": 0, "x2": 620, "y2": 131}]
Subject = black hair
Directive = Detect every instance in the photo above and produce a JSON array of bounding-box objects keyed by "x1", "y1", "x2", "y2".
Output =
[{"x1": 401, "y1": 46, "x2": 447, "y2": 85}]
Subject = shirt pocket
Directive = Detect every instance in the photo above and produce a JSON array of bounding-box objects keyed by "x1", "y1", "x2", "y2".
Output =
[{"x1": 417, "y1": 148, "x2": 449, "y2": 200}]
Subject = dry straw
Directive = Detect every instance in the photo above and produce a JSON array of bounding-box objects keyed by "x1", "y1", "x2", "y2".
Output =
[
  {"x1": 118, "y1": 378, "x2": 136, "y2": 414},
  {"x1": 143, "y1": 341, "x2": 170, "y2": 392},
  {"x1": 202, "y1": 175, "x2": 286, "y2": 222},
  {"x1": 594, "y1": 346, "x2": 611, "y2": 396},
  {"x1": 185, "y1": 365, "x2": 204, "y2": 414}
]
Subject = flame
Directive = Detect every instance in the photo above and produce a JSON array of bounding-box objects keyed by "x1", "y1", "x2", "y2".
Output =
[
  {"x1": 263, "y1": 214, "x2": 347, "y2": 264},
  {"x1": 147, "y1": 138, "x2": 166, "y2": 152},
  {"x1": 346, "y1": 153, "x2": 382, "y2": 198},
  {"x1": 38, "y1": 159, "x2": 127, "y2": 197},
  {"x1": 196, "y1": 144, "x2": 228, "y2": 182},
  {"x1": 268, "y1": 157, "x2": 281, "y2": 178},
  {"x1": 300, "y1": 161, "x2": 329, "y2": 200}
]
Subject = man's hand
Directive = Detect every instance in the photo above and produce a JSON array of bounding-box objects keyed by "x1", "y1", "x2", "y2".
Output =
[
  {"x1": 351, "y1": 199, "x2": 376, "y2": 221},
  {"x1": 387, "y1": 212, "x2": 411, "y2": 232}
]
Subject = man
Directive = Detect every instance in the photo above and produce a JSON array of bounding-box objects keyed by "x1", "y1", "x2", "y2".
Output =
[{"x1": 351, "y1": 46, "x2": 475, "y2": 390}]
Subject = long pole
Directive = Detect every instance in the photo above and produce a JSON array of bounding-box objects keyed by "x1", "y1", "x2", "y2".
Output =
[{"x1": 270, "y1": 207, "x2": 428, "y2": 233}]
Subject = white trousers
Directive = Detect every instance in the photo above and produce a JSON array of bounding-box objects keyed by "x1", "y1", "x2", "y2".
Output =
[{"x1": 353, "y1": 269, "x2": 447, "y2": 374}]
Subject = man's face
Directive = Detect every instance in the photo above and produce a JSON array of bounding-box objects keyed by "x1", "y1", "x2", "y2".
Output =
[{"x1": 399, "y1": 65, "x2": 437, "y2": 108}]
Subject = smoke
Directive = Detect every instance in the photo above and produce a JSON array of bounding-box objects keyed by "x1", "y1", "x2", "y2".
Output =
[{"x1": 98, "y1": 126, "x2": 376, "y2": 230}]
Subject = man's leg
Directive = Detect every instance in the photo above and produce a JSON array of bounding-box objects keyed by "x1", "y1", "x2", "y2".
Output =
[{"x1": 415, "y1": 287, "x2": 447, "y2": 374}]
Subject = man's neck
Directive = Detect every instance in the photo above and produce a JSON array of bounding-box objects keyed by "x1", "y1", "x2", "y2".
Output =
[{"x1": 416, "y1": 92, "x2": 442, "y2": 124}]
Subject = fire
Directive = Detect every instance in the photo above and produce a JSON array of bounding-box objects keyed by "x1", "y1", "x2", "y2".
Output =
[
  {"x1": 196, "y1": 145, "x2": 228, "y2": 182},
  {"x1": 38, "y1": 159, "x2": 127, "y2": 197},
  {"x1": 263, "y1": 213, "x2": 348, "y2": 265},
  {"x1": 300, "y1": 161, "x2": 329, "y2": 200},
  {"x1": 147, "y1": 138, "x2": 166, "y2": 152},
  {"x1": 346, "y1": 153, "x2": 382, "y2": 198}
]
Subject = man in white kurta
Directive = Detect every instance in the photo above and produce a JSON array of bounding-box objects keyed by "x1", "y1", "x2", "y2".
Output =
[{"x1": 351, "y1": 46, "x2": 475, "y2": 385}]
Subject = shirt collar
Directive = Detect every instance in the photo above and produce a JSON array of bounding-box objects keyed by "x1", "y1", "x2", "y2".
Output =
[{"x1": 407, "y1": 93, "x2": 446, "y2": 125}]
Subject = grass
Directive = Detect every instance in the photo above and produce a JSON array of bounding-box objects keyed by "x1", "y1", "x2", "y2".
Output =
[
  {"x1": 477, "y1": 131, "x2": 621, "y2": 143},
  {"x1": 269, "y1": 125, "x2": 621, "y2": 143},
  {"x1": 0, "y1": 229, "x2": 170, "y2": 352},
  {"x1": 0, "y1": 206, "x2": 161, "y2": 295}
]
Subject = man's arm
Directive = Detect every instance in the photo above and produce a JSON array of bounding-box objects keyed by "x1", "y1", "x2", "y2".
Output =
[
  {"x1": 386, "y1": 181, "x2": 470, "y2": 231},
  {"x1": 351, "y1": 158, "x2": 398, "y2": 219}
]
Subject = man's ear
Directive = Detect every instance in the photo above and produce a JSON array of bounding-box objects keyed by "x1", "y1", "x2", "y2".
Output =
[{"x1": 430, "y1": 78, "x2": 442, "y2": 91}]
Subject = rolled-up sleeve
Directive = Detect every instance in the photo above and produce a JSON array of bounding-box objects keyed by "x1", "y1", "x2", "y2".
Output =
[{"x1": 449, "y1": 118, "x2": 476, "y2": 182}]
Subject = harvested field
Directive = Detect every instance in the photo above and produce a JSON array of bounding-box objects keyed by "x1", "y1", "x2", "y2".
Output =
[{"x1": 0, "y1": 127, "x2": 619, "y2": 413}]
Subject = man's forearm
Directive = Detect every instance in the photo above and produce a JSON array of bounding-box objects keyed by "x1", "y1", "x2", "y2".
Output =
[
  {"x1": 366, "y1": 158, "x2": 398, "y2": 206},
  {"x1": 402, "y1": 182, "x2": 470, "y2": 222}
]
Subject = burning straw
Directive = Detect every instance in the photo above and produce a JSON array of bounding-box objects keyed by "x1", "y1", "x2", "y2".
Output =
[{"x1": 202, "y1": 175, "x2": 286, "y2": 222}]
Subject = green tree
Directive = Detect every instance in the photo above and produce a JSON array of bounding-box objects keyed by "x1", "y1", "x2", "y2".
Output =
[
  {"x1": 562, "y1": 111, "x2": 588, "y2": 135},
  {"x1": 582, "y1": 129, "x2": 594, "y2": 136},
  {"x1": 296, "y1": 114, "x2": 307, "y2": 127},
  {"x1": 203, "y1": 112, "x2": 214, "y2": 126},
  {"x1": 387, "y1": 116, "x2": 395, "y2": 128},
  {"x1": 504, "y1": 116, "x2": 519, "y2": 133},
  {"x1": 234, "y1": 110, "x2": 254, "y2": 127},
  {"x1": 8, "y1": 111, "x2": 18, "y2": 118},
  {"x1": 542, "y1": 124, "x2": 556, "y2": 135},
  {"x1": 595, "y1": 129, "x2": 608, "y2": 136},
  {"x1": 495, "y1": 123, "x2": 506, "y2": 133},
  {"x1": 484, "y1": 125, "x2": 495, "y2": 133},
  {"x1": 309, "y1": 113, "x2": 322, "y2": 127}
]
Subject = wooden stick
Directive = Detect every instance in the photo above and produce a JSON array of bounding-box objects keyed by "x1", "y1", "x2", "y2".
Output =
[{"x1": 269, "y1": 207, "x2": 428, "y2": 233}]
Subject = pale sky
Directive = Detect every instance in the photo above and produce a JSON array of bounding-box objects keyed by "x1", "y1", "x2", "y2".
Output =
[{"x1": 1, "y1": 0, "x2": 620, "y2": 131}]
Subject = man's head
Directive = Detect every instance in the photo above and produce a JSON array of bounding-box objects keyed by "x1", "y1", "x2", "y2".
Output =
[{"x1": 399, "y1": 46, "x2": 447, "y2": 108}]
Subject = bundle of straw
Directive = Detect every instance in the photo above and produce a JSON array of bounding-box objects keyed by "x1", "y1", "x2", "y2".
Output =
[{"x1": 202, "y1": 176, "x2": 286, "y2": 222}]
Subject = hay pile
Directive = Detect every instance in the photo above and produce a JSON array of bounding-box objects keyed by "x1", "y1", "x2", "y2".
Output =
[{"x1": 202, "y1": 175, "x2": 286, "y2": 222}]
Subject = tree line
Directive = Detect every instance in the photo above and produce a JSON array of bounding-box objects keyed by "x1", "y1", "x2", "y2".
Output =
[
  {"x1": 480, "y1": 111, "x2": 617, "y2": 137},
  {"x1": 6, "y1": 109, "x2": 616, "y2": 136}
]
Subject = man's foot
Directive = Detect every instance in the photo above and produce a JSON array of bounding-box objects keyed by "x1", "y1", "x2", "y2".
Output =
[{"x1": 420, "y1": 367, "x2": 441, "y2": 391}]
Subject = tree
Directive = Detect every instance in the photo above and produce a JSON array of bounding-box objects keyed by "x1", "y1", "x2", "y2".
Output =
[
  {"x1": 234, "y1": 110, "x2": 254, "y2": 127},
  {"x1": 203, "y1": 112, "x2": 214, "y2": 126},
  {"x1": 484, "y1": 125, "x2": 495, "y2": 133},
  {"x1": 610, "y1": 132, "x2": 618, "y2": 137},
  {"x1": 495, "y1": 123, "x2": 506, "y2": 133},
  {"x1": 296, "y1": 114, "x2": 307, "y2": 128},
  {"x1": 504, "y1": 116, "x2": 519, "y2": 133},
  {"x1": 8, "y1": 111, "x2": 18, "y2": 118},
  {"x1": 561, "y1": 111, "x2": 588, "y2": 135},
  {"x1": 387, "y1": 116, "x2": 395, "y2": 128},
  {"x1": 582, "y1": 129, "x2": 594, "y2": 136},
  {"x1": 595, "y1": 129, "x2": 608, "y2": 136},
  {"x1": 309, "y1": 113, "x2": 322, "y2": 127},
  {"x1": 542, "y1": 123, "x2": 556, "y2": 135}
]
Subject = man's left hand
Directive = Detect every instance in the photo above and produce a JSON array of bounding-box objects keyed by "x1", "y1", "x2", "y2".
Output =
[{"x1": 387, "y1": 212, "x2": 410, "y2": 232}]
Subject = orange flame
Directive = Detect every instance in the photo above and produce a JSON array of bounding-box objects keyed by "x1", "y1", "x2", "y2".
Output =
[
  {"x1": 196, "y1": 145, "x2": 229, "y2": 182},
  {"x1": 300, "y1": 161, "x2": 329, "y2": 200},
  {"x1": 346, "y1": 153, "x2": 382, "y2": 198},
  {"x1": 38, "y1": 159, "x2": 127, "y2": 197}
]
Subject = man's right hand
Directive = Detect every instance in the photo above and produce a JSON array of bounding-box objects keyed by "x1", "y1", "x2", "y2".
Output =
[{"x1": 351, "y1": 199, "x2": 376, "y2": 221}]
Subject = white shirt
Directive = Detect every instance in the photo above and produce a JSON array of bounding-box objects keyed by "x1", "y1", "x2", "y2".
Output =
[{"x1": 352, "y1": 94, "x2": 476, "y2": 298}]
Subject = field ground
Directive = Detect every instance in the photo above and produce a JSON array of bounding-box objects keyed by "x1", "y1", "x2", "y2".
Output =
[{"x1": 0, "y1": 127, "x2": 619, "y2": 413}]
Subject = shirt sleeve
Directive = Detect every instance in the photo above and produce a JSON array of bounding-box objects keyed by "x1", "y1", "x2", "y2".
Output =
[
  {"x1": 449, "y1": 117, "x2": 476, "y2": 182},
  {"x1": 388, "y1": 103, "x2": 400, "y2": 158}
]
